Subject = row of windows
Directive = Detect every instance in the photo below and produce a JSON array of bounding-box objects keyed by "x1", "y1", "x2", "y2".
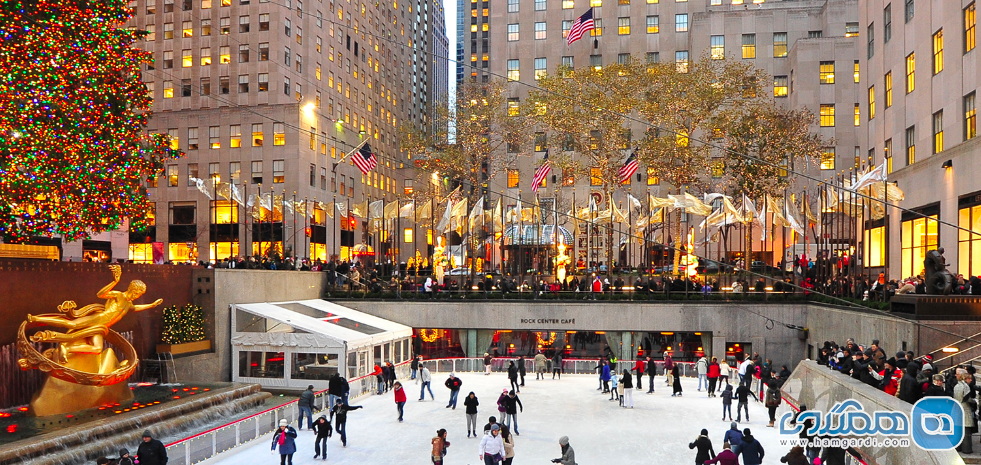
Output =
[
  {"x1": 503, "y1": 0, "x2": 765, "y2": 12},
  {"x1": 503, "y1": 50, "x2": 688, "y2": 79},
  {"x1": 867, "y1": 3, "x2": 975, "y2": 60},
  {"x1": 144, "y1": 14, "x2": 271, "y2": 40},
  {"x1": 503, "y1": 167, "x2": 662, "y2": 189},
  {"x1": 162, "y1": 123, "x2": 286, "y2": 151}
]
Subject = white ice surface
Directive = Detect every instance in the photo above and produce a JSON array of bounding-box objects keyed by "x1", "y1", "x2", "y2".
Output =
[{"x1": 206, "y1": 374, "x2": 794, "y2": 465}]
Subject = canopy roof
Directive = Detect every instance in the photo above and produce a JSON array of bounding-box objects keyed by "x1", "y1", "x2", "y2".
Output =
[
  {"x1": 502, "y1": 225, "x2": 574, "y2": 246},
  {"x1": 232, "y1": 299, "x2": 411, "y2": 349}
]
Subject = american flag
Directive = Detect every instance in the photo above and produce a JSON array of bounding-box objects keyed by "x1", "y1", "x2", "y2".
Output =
[
  {"x1": 531, "y1": 150, "x2": 551, "y2": 193},
  {"x1": 618, "y1": 152, "x2": 639, "y2": 183},
  {"x1": 566, "y1": 8, "x2": 595, "y2": 46},
  {"x1": 353, "y1": 142, "x2": 378, "y2": 175}
]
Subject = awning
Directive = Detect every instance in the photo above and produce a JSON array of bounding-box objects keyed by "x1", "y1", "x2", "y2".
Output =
[{"x1": 502, "y1": 225, "x2": 574, "y2": 246}]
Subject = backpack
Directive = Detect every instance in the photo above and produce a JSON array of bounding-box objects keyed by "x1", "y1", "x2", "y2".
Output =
[{"x1": 765, "y1": 387, "x2": 781, "y2": 407}]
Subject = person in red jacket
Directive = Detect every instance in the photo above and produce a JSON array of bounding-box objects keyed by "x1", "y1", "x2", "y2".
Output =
[
  {"x1": 634, "y1": 358, "x2": 646, "y2": 390},
  {"x1": 703, "y1": 442, "x2": 739, "y2": 465},
  {"x1": 872, "y1": 358, "x2": 902, "y2": 396},
  {"x1": 707, "y1": 357, "x2": 721, "y2": 398},
  {"x1": 393, "y1": 381, "x2": 407, "y2": 422},
  {"x1": 591, "y1": 275, "x2": 602, "y2": 299}
]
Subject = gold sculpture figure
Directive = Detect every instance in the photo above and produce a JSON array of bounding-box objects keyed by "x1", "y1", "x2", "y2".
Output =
[{"x1": 17, "y1": 265, "x2": 163, "y2": 416}]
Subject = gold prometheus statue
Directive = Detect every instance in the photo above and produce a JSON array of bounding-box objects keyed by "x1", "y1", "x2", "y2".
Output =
[{"x1": 17, "y1": 265, "x2": 163, "y2": 416}]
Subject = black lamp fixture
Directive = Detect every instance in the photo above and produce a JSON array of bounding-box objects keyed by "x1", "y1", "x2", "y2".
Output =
[{"x1": 941, "y1": 159, "x2": 953, "y2": 169}]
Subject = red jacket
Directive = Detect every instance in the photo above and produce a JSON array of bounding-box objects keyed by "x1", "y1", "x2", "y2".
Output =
[
  {"x1": 703, "y1": 449, "x2": 739, "y2": 465},
  {"x1": 634, "y1": 360, "x2": 645, "y2": 373},
  {"x1": 707, "y1": 362, "x2": 721, "y2": 378},
  {"x1": 592, "y1": 278, "x2": 602, "y2": 293},
  {"x1": 393, "y1": 385, "x2": 406, "y2": 403}
]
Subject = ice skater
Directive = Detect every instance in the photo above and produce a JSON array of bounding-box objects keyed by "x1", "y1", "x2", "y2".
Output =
[
  {"x1": 445, "y1": 373, "x2": 463, "y2": 409},
  {"x1": 393, "y1": 381, "x2": 407, "y2": 422},
  {"x1": 696, "y1": 356, "x2": 709, "y2": 391},
  {"x1": 601, "y1": 361, "x2": 611, "y2": 393},
  {"x1": 517, "y1": 355, "x2": 526, "y2": 386},
  {"x1": 534, "y1": 351, "x2": 548, "y2": 380},
  {"x1": 431, "y1": 428, "x2": 449, "y2": 465},
  {"x1": 688, "y1": 428, "x2": 716, "y2": 465},
  {"x1": 735, "y1": 383, "x2": 757, "y2": 422},
  {"x1": 646, "y1": 356, "x2": 657, "y2": 394},
  {"x1": 671, "y1": 364, "x2": 683, "y2": 396},
  {"x1": 664, "y1": 353, "x2": 675, "y2": 386},
  {"x1": 411, "y1": 355, "x2": 420, "y2": 382},
  {"x1": 621, "y1": 369, "x2": 634, "y2": 408},
  {"x1": 419, "y1": 363, "x2": 435, "y2": 401},
  {"x1": 721, "y1": 385, "x2": 734, "y2": 421},
  {"x1": 550, "y1": 436, "x2": 576, "y2": 465},
  {"x1": 479, "y1": 424, "x2": 505, "y2": 465},
  {"x1": 312, "y1": 415, "x2": 332, "y2": 460},
  {"x1": 483, "y1": 353, "x2": 493, "y2": 375},
  {"x1": 503, "y1": 390, "x2": 523, "y2": 435},
  {"x1": 551, "y1": 352, "x2": 563, "y2": 379},
  {"x1": 330, "y1": 401, "x2": 363, "y2": 447},
  {"x1": 297, "y1": 385, "x2": 315, "y2": 430},
  {"x1": 707, "y1": 357, "x2": 721, "y2": 397},
  {"x1": 464, "y1": 392, "x2": 480, "y2": 437},
  {"x1": 634, "y1": 357, "x2": 645, "y2": 390},
  {"x1": 270, "y1": 419, "x2": 297, "y2": 465},
  {"x1": 507, "y1": 361, "x2": 520, "y2": 393},
  {"x1": 609, "y1": 367, "x2": 620, "y2": 402}
]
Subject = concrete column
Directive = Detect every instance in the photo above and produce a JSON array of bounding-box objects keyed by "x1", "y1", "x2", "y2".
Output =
[
  {"x1": 621, "y1": 331, "x2": 633, "y2": 362},
  {"x1": 467, "y1": 329, "x2": 477, "y2": 358},
  {"x1": 712, "y1": 336, "x2": 728, "y2": 363}
]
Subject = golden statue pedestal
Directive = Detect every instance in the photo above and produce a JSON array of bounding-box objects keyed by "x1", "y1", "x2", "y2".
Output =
[{"x1": 30, "y1": 373, "x2": 134, "y2": 417}]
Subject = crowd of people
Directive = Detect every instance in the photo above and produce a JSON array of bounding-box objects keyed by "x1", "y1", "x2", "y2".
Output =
[{"x1": 818, "y1": 337, "x2": 979, "y2": 454}]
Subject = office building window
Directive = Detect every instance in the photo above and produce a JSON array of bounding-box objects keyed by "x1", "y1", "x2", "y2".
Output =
[
  {"x1": 647, "y1": 16, "x2": 659, "y2": 34},
  {"x1": 854, "y1": 61, "x2": 860, "y2": 83},
  {"x1": 507, "y1": 24, "x2": 518, "y2": 41},
  {"x1": 864, "y1": 225, "x2": 886, "y2": 268},
  {"x1": 933, "y1": 29, "x2": 944, "y2": 74},
  {"x1": 959, "y1": 204, "x2": 981, "y2": 277},
  {"x1": 675, "y1": 14, "x2": 688, "y2": 32},
  {"x1": 646, "y1": 167, "x2": 658, "y2": 185},
  {"x1": 180, "y1": 79, "x2": 191, "y2": 97},
  {"x1": 272, "y1": 160, "x2": 284, "y2": 183},
  {"x1": 774, "y1": 76, "x2": 788, "y2": 97},
  {"x1": 561, "y1": 56, "x2": 574, "y2": 71},
  {"x1": 507, "y1": 59, "x2": 519, "y2": 81},
  {"x1": 885, "y1": 139, "x2": 893, "y2": 173},
  {"x1": 773, "y1": 32, "x2": 787, "y2": 57},
  {"x1": 562, "y1": 20, "x2": 572, "y2": 38},
  {"x1": 819, "y1": 61, "x2": 835, "y2": 84},
  {"x1": 968, "y1": 3, "x2": 977, "y2": 52},
  {"x1": 676, "y1": 51, "x2": 689, "y2": 73},
  {"x1": 200, "y1": 47, "x2": 211, "y2": 66},
  {"x1": 219, "y1": 76, "x2": 229, "y2": 94},
  {"x1": 905, "y1": 0, "x2": 914, "y2": 23},
  {"x1": 507, "y1": 170, "x2": 519, "y2": 188},
  {"x1": 238, "y1": 74, "x2": 248, "y2": 93},
  {"x1": 845, "y1": 22, "x2": 859, "y2": 37},
  {"x1": 274, "y1": 122, "x2": 285, "y2": 145},
  {"x1": 258, "y1": 73, "x2": 268, "y2": 91},
  {"x1": 199, "y1": 77, "x2": 209, "y2": 95},
  {"x1": 182, "y1": 49, "x2": 192, "y2": 67},
  {"x1": 252, "y1": 123, "x2": 263, "y2": 146},
  {"x1": 167, "y1": 165, "x2": 178, "y2": 186},
  {"x1": 591, "y1": 19, "x2": 602, "y2": 36},
  {"x1": 820, "y1": 148, "x2": 835, "y2": 170},
  {"x1": 230, "y1": 125, "x2": 241, "y2": 148},
  {"x1": 259, "y1": 43, "x2": 269, "y2": 61},
  {"x1": 646, "y1": 52, "x2": 659, "y2": 64},
  {"x1": 163, "y1": 50, "x2": 173, "y2": 68},
  {"x1": 710, "y1": 35, "x2": 724, "y2": 59},
  {"x1": 536, "y1": 22, "x2": 547, "y2": 40},
  {"x1": 906, "y1": 53, "x2": 915, "y2": 93},
  {"x1": 906, "y1": 125, "x2": 916, "y2": 165},
  {"x1": 535, "y1": 58, "x2": 547, "y2": 80},
  {"x1": 856, "y1": 103, "x2": 862, "y2": 126},
  {"x1": 209, "y1": 126, "x2": 220, "y2": 149},
  {"x1": 933, "y1": 110, "x2": 944, "y2": 153},
  {"x1": 219, "y1": 45, "x2": 230, "y2": 64},
  {"x1": 819, "y1": 104, "x2": 835, "y2": 127},
  {"x1": 251, "y1": 161, "x2": 262, "y2": 184},
  {"x1": 741, "y1": 34, "x2": 756, "y2": 59},
  {"x1": 163, "y1": 81, "x2": 173, "y2": 98},
  {"x1": 187, "y1": 163, "x2": 198, "y2": 185},
  {"x1": 885, "y1": 72, "x2": 893, "y2": 107},
  {"x1": 508, "y1": 0, "x2": 518, "y2": 12},
  {"x1": 164, "y1": 22, "x2": 173, "y2": 39},
  {"x1": 617, "y1": 53, "x2": 630, "y2": 65},
  {"x1": 618, "y1": 17, "x2": 630, "y2": 35},
  {"x1": 868, "y1": 86, "x2": 875, "y2": 120},
  {"x1": 563, "y1": 0, "x2": 574, "y2": 8},
  {"x1": 229, "y1": 162, "x2": 241, "y2": 184},
  {"x1": 867, "y1": 23, "x2": 874, "y2": 58},
  {"x1": 967, "y1": 92, "x2": 978, "y2": 140},
  {"x1": 239, "y1": 44, "x2": 249, "y2": 63}
]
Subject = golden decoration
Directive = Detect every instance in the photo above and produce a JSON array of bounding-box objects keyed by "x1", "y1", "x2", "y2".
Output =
[
  {"x1": 535, "y1": 332, "x2": 557, "y2": 347},
  {"x1": 419, "y1": 329, "x2": 441, "y2": 343}
]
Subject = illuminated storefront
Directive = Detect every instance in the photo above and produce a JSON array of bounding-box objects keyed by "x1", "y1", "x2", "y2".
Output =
[{"x1": 900, "y1": 204, "x2": 939, "y2": 278}]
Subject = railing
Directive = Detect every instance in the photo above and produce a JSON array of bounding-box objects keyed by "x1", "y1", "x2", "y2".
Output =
[
  {"x1": 164, "y1": 360, "x2": 411, "y2": 465},
  {"x1": 419, "y1": 357, "x2": 702, "y2": 379}
]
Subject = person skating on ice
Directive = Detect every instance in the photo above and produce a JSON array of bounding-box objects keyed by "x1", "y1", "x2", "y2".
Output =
[
  {"x1": 464, "y1": 391, "x2": 480, "y2": 438},
  {"x1": 329, "y1": 401, "x2": 363, "y2": 447},
  {"x1": 550, "y1": 436, "x2": 577, "y2": 465},
  {"x1": 270, "y1": 419, "x2": 297, "y2": 465},
  {"x1": 688, "y1": 428, "x2": 716, "y2": 465},
  {"x1": 393, "y1": 381, "x2": 407, "y2": 422},
  {"x1": 312, "y1": 415, "x2": 332, "y2": 460}
]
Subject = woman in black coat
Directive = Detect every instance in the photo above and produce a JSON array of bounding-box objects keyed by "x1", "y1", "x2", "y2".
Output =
[
  {"x1": 672, "y1": 364, "x2": 683, "y2": 396},
  {"x1": 688, "y1": 429, "x2": 716, "y2": 464},
  {"x1": 507, "y1": 361, "x2": 520, "y2": 393}
]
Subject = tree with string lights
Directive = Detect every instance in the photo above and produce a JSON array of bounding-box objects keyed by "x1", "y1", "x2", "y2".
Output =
[{"x1": 0, "y1": 0, "x2": 181, "y2": 242}]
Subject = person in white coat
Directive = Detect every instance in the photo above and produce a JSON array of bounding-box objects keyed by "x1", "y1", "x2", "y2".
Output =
[
  {"x1": 419, "y1": 363, "x2": 434, "y2": 401},
  {"x1": 479, "y1": 424, "x2": 506, "y2": 465},
  {"x1": 954, "y1": 372, "x2": 975, "y2": 454},
  {"x1": 696, "y1": 356, "x2": 709, "y2": 392}
]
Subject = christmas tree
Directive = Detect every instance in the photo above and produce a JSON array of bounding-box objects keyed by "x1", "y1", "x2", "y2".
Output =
[
  {"x1": 160, "y1": 304, "x2": 207, "y2": 345},
  {"x1": 0, "y1": 0, "x2": 181, "y2": 241}
]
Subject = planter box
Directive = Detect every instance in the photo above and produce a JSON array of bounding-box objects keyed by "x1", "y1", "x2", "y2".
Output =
[{"x1": 156, "y1": 339, "x2": 211, "y2": 355}]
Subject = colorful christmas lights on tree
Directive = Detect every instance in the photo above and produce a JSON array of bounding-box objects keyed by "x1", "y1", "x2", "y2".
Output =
[
  {"x1": 0, "y1": 0, "x2": 181, "y2": 241},
  {"x1": 160, "y1": 304, "x2": 206, "y2": 345}
]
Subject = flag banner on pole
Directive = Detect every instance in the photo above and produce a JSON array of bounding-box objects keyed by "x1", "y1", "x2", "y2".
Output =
[
  {"x1": 566, "y1": 7, "x2": 595, "y2": 46},
  {"x1": 353, "y1": 142, "x2": 378, "y2": 174},
  {"x1": 351, "y1": 199, "x2": 368, "y2": 218},
  {"x1": 532, "y1": 150, "x2": 551, "y2": 193},
  {"x1": 189, "y1": 177, "x2": 214, "y2": 200},
  {"x1": 399, "y1": 201, "x2": 415, "y2": 218},
  {"x1": 618, "y1": 152, "x2": 639, "y2": 183}
]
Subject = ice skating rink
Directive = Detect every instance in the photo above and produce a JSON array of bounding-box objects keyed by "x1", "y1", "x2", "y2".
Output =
[{"x1": 204, "y1": 374, "x2": 792, "y2": 464}]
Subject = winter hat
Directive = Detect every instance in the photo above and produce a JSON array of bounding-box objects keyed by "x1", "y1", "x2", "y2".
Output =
[
  {"x1": 559, "y1": 436, "x2": 570, "y2": 446},
  {"x1": 142, "y1": 430, "x2": 152, "y2": 438},
  {"x1": 700, "y1": 429, "x2": 709, "y2": 436},
  {"x1": 730, "y1": 422, "x2": 738, "y2": 429},
  {"x1": 279, "y1": 419, "x2": 288, "y2": 426},
  {"x1": 743, "y1": 428, "x2": 752, "y2": 436},
  {"x1": 509, "y1": 390, "x2": 515, "y2": 396},
  {"x1": 489, "y1": 416, "x2": 497, "y2": 423},
  {"x1": 491, "y1": 424, "x2": 500, "y2": 431},
  {"x1": 863, "y1": 349, "x2": 874, "y2": 357},
  {"x1": 896, "y1": 351, "x2": 906, "y2": 359},
  {"x1": 308, "y1": 384, "x2": 315, "y2": 390},
  {"x1": 118, "y1": 449, "x2": 129, "y2": 457},
  {"x1": 922, "y1": 363, "x2": 934, "y2": 372}
]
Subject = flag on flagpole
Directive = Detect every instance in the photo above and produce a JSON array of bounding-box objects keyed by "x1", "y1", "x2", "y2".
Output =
[
  {"x1": 353, "y1": 142, "x2": 378, "y2": 174},
  {"x1": 618, "y1": 152, "x2": 639, "y2": 183},
  {"x1": 531, "y1": 150, "x2": 551, "y2": 193},
  {"x1": 566, "y1": 7, "x2": 595, "y2": 46}
]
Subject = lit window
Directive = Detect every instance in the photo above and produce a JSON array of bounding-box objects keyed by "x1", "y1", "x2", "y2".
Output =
[
  {"x1": 741, "y1": 34, "x2": 756, "y2": 59},
  {"x1": 590, "y1": 0, "x2": 601, "y2": 6},
  {"x1": 845, "y1": 22, "x2": 859, "y2": 37},
  {"x1": 168, "y1": 165, "x2": 179, "y2": 186},
  {"x1": 563, "y1": 0, "x2": 574, "y2": 8},
  {"x1": 618, "y1": 17, "x2": 630, "y2": 35},
  {"x1": 868, "y1": 86, "x2": 875, "y2": 120},
  {"x1": 906, "y1": 52, "x2": 915, "y2": 93},
  {"x1": 855, "y1": 103, "x2": 862, "y2": 126},
  {"x1": 819, "y1": 104, "x2": 835, "y2": 127},
  {"x1": 508, "y1": 23, "x2": 519, "y2": 41},
  {"x1": 885, "y1": 139, "x2": 893, "y2": 173},
  {"x1": 182, "y1": 49, "x2": 192, "y2": 67},
  {"x1": 646, "y1": 16, "x2": 659, "y2": 34},
  {"x1": 885, "y1": 72, "x2": 893, "y2": 107},
  {"x1": 646, "y1": 167, "x2": 658, "y2": 185},
  {"x1": 968, "y1": 3, "x2": 977, "y2": 52},
  {"x1": 854, "y1": 60, "x2": 860, "y2": 83},
  {"x1": 164, "y1": 22, "x2": 174, "y2": 39},
  {"x1": 820, "y1": 148, "x2": 835, "y2": 170},
  {"x1": 967, "y1": 92, "x2": 977, "y2": 140},
  {"x1": 200, "y1": 47, "x2": 211, "y2": 65},
  {"x1": 163, "y1": 80, "x2": 173, "y2": 98},
  {"x1": 773, "y1": 32, "x2": 787, "y2": 57},
  {"x1": 711, "y1": 159, "x2": 724, "y2": 178},
  {"x1": 273, "y1": 160, "x2": 285, "y2": 183},
  {"x1": 591, "y1": 19, "x2": 602, "y2": 36},
  {"x1": 933, "y1": 29, "x2": 944, "y2": 74},
  {"x1": 508, "y1": 98, "x2": 520, "y2": 116},
  {"x1": 933, "y1": 110, "x2": 944, "y2": 153},
  {"x1": 675, "y1": 14, "x2": 688, "y2": 32},
  {"x1": 590, "y1": 167, "x2": 602, "y2": 186},
  {"x1": 773, "y1": 75, "x2": 788, "y2": 97},
  {"x1": 220, "y1": 45, "x2": 230, "y2": 64},
  {"x1": 819, "y1": 61, "x2": 835, "y2": 84},
  {"x1": 182, "y1": 20, "x2": 193, "y2": 37},
  {"x1": 710, "y1": 35, "x2": 724, "y2": 59},
  {"x1": 252, "y1": 123, "x2": 263, "y2": 147},
  {"x1": 905, "y1": 125, "x2": 916, "y2": 165},
  {"x1": 274, "y1": 122, "x2": 285, "y2": 145},
  {"x1": 507, "y1": 59, "x2": 519, "y2": 81},
  {"x1": 230, "y1": 125, "x2": 241, "y2": 148},
  {"x1": 901, "y1": 215, "x2": 939, "y2": 280},
  {"x1": 534, "y1": 58, "x2": 547, "y2": 80},
  {"x1": 507, "y1": 170, "x2": 520, "y2": 188},
  {"x1": 209, "y1": 126, "x2": 220, "y2": 149}
]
